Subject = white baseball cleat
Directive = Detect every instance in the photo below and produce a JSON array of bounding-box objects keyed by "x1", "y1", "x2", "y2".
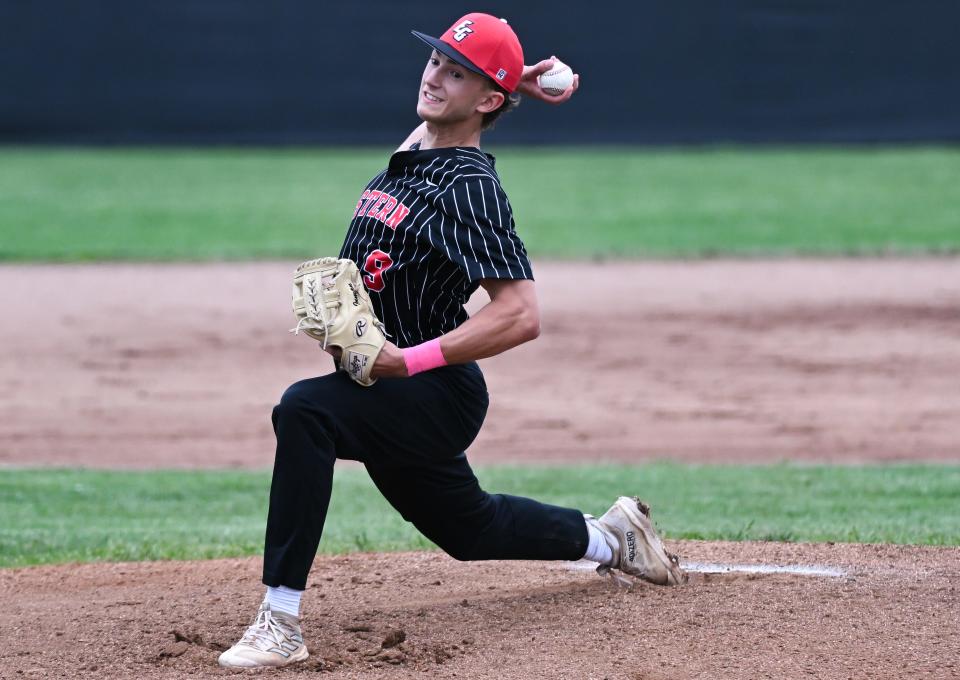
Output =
[
  {"x1": 218, "y1": 601, "x2": 309, "y2": 668},
  {"x1": 586, "y1": 496, "x2": 688, "y2": 586}
]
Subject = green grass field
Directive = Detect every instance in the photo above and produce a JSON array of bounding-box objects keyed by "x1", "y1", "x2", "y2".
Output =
[
  {"x1": 3, "y1": 146, "x2": 958, "y2": 570},
  {"x1": 1, "y1": 146, "x2": 958, "y2": 261},
  {"x1": 2, "y1": 464, "x2": 958, "y2": 568}
]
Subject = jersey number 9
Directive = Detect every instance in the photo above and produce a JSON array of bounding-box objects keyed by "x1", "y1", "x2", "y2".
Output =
[{"x1": 363, "y1": 249, "x2": 394, "y2": 292}]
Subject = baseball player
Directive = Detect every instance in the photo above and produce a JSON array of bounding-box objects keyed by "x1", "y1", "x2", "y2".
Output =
[{"x1": 219, "y1": 13, "x2": 686, "y2": 669}]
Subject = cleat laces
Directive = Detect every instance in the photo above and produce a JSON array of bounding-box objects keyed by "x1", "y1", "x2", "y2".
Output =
[{"x1": 238, "y1": 608, "x2": 299, "y2": 653}]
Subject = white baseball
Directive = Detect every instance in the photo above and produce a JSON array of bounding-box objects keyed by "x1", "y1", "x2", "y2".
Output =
[{"x1": 537, "y1": 59, "x2": 574, "y2": 96}]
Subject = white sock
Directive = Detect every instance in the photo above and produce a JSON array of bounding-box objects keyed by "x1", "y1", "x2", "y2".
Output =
[
  {"x1": 265, "y1": 585, "x2": 303, "y2": 617},
  {"x1": 582, "y1": 518, "x2": 614, "y2": 566}
]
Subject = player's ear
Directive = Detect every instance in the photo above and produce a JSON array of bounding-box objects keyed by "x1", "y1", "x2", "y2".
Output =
[{"x1": 476, "y1": 89, "x2": 505, "y2": 115}]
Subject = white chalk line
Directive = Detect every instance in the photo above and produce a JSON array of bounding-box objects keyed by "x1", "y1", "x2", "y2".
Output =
[
  {"x1": 565, "y1": 559, "x2": 847, "y2": 578},
  {"x1": 682, "y1": 562, "x2": 847, "y2": 577}
]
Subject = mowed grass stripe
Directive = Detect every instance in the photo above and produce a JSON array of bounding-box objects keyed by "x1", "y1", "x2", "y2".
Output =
[
  {"x1": 1, "y1": 464, "x2": 958, "y2": 568},
  {"x1": 1, "y1": 147, "x2": 958, "y2": 260}
]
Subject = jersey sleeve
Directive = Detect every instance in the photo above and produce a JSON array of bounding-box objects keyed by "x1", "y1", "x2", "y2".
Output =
[{"x1": 438, "y1": 175, "x2": 534, "y2": 282}]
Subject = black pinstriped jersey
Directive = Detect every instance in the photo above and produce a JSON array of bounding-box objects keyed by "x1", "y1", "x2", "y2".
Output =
[{"x1": 339, "y1": 143, "x2": 533, "y2": 348}]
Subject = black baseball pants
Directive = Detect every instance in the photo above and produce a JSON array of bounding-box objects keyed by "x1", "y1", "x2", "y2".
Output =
[{"x1": 262, "y1": 361, "x2": 589, "y2": 590}]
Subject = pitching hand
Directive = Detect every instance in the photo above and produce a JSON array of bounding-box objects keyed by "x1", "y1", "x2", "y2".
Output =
[{"x1": 516, "y1": 56, "x2": 580, "y2": 104}]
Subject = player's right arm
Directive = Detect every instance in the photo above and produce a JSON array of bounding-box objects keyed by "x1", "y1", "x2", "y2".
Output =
[
  {"x1": 396, "y1": 122, "x2": 427, "y2": 152},
  {"x1": 516, "y1": 57, "x2": 579, "y2": 104},
  {"x1": 394, "y1": 57, "x2": 578, "y2": 153}
]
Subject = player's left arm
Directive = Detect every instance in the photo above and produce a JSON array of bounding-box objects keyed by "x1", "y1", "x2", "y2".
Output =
[
  {"x1": 371, "y1": 278, "x2": 539, "y2": 377},
  {"x1": 431, "y1": 278, "x2": 540, "y2": 362}
]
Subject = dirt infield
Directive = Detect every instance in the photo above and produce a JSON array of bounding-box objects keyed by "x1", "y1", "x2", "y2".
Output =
[
  {"x1": 2, "y1": 541, "x2": 956, "y2": 679},
  {"x1": 2, "y1": 259, "x2": 959, "y2": 467},
  {"x1": 2, "y1": 259, "x2": 959, "y2": 678}
]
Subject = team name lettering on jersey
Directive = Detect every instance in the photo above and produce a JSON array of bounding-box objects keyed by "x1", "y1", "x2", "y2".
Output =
[
  {"x1": 340, "y1": 145, "x2": 534, "y2": 348},
  {"x1": 352, "y1": 190, "x2": 411, "y2": 230}
]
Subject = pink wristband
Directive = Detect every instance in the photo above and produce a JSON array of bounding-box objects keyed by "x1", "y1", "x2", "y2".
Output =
[{"x1": 402, "y1": 338, "x2": 447, "y2": 376}]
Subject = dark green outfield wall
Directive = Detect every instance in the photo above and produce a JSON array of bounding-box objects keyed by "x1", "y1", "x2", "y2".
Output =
[{"x1": 2, "y1": 1, "x2": 958, "y2": 145}]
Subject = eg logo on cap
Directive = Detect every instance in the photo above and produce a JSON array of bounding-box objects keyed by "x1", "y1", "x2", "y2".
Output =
[
  {"x1": 452, "y1": 20, "x2": 474, "y2": 42},
  {"x1": 412, "y1": 13, "x2": 525, "y2": 92}
]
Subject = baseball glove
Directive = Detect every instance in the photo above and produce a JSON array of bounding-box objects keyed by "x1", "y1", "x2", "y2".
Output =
[{"x1": 290, "y1": 257, "x2": 387, "y2": 386}]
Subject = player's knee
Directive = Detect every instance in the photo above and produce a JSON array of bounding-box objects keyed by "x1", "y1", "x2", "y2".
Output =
[
  {"x1": 273, "y1": 381, "x2": 311, "y2": 418},
  {"x1": 438, "y1": 541, "x2": 476, "y2": 562},
  {"x1": 272, "y1": 378, "x2": 337, "y2": 426},
  {"x1": 437, "y1": 531, "x2": 503, "y2": 561},
  {"x1": 427, "y1": 517, "x2": 498, "y2": 562}
]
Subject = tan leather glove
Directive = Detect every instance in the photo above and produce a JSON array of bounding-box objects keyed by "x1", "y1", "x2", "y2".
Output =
[{"x1": 290, "y1": 257, "x2": 387, "y2": 386}]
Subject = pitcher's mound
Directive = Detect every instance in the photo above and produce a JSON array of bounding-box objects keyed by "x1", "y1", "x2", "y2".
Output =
[{"x1": 1, "y1": 541, "x2": 956, "y2": 679}]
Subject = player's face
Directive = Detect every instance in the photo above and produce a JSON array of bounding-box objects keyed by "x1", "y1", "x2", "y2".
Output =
[{"x1": 417, "y1": 50, "x2": 504, "y2": 125}]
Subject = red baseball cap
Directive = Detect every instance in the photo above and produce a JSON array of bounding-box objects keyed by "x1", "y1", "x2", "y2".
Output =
[{"x1": 412, "y1": 13, "x2": 524, "y2": 93}]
